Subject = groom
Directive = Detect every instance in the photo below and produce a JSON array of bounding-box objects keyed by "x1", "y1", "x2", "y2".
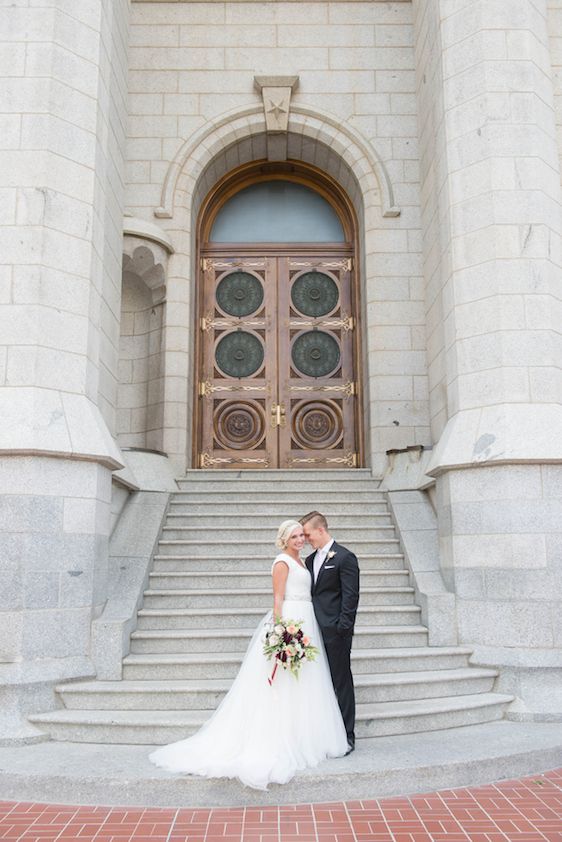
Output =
[{"x1": 300, "y1": 511, "x2": 360, "y2": 755}]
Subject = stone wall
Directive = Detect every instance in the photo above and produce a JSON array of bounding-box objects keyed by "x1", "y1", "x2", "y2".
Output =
[
  {"x1": 0, "y1": 0, "x2": 130, "y2": 742},
  {"x1": 412, "y1": 0, "x2": 562, "y2": 719}
]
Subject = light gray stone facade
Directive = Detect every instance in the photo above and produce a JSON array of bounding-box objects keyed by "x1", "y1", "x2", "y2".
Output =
[{"x1": 0, "y1": 0, "x2": 560, "y2": 742}]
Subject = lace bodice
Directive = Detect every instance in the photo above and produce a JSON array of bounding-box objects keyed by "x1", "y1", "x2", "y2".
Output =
[{"x1": 271, "y1": 553, "x2": 312, "y2": 602}]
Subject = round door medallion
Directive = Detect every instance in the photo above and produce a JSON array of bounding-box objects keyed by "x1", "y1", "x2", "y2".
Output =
[
  {"x1": 214, "y1": 400, "x2": 266, "y2": 450},
  {"x1": 292, "y1": 400, "x2": 343, "y2": 449},
  {"x1": 216, "y1": 271, "x2": 264, "y2": 317},
  {"x1": 291, "y1": 330, "x2": 340, "y2": 378},
  {"x1": 215, "y1": 331, "x2": 264, "y2": 378},
  {"x1": 291, "y1": 271, "x2": 339, "y2": 317}
]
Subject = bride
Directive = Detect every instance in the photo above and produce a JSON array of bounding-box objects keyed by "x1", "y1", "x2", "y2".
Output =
[{"x1": 149, "y1": 520, "x2": 348, "y2": 789}]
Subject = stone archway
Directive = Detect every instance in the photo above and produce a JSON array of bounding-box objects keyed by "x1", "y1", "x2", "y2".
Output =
[{"x1": 150, "y1": 103, "x2": 427, "y2": 477}]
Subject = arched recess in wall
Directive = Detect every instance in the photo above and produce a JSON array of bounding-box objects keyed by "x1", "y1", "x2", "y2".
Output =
[
  {"x1": 193, "y1": 160, "x2": 364, "y2": 470},
  {"x1": 117, "y1": 221, "x2": 173, "y2": 453},
  {"x1": 153, "y1": 103, "x2": 406, "y2": 475}
]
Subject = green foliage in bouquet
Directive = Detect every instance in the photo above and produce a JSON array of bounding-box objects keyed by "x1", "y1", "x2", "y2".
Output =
[{"x1": 263, "y1": 618, "x2": 319, "y2": 684}]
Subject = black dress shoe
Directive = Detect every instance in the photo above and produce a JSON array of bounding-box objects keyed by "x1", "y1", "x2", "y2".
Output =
[{"x1": 344, "y1": 743, "x2": 355, "y2": 756}]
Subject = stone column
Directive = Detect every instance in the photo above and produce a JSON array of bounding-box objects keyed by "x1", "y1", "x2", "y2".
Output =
[
  {"x1": 0, "y1": 0, "x2": 129, "y2": 742},
  {"x1": 413, "y1": 0, "x2": 562, "y2": 718}
]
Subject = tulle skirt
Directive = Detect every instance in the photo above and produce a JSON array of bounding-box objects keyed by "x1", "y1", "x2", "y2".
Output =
[{"x1": 149, "y1": 599, "x2": 348, "y2": 790}]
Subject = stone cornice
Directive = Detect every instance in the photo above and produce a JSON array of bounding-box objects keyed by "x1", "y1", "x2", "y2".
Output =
[
  {"x1": 426, "y1": 405, "x2": 562, "y2": 477},
  {"x1": 0, "y1": 388, "x2": 124, "y2": 471}
]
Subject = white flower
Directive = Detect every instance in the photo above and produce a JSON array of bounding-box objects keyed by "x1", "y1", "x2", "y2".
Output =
[
  {"x1": 274, "y1": 624, "x2": 284, "y2": 635},
  {"x1": 327, "y1": 550, "x2": 336, "y2": 559},
  {"x1": 269, "y1": 634, "x2": 279, "y2": 646}
]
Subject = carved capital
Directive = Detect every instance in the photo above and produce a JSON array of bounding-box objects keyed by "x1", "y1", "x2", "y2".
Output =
[{"x1": 122, "y1": 239, "x2": 165, "y2": 305}]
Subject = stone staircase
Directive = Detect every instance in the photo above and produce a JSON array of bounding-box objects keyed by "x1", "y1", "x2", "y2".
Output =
[{"x1": 30, "y1": 470, "x2": 513, "y2": 744}]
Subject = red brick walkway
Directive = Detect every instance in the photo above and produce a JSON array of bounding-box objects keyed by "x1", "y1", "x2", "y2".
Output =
[{"x1": 1, "y1": 770, "x2": 560, "y2": 842}]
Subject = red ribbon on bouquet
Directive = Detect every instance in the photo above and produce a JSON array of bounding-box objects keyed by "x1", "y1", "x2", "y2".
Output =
[{"x1": 268, "y1": 660, "x2": 279, "y2": 686}]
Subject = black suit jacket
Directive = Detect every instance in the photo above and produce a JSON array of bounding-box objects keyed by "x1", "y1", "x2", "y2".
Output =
[{"x1": 305, "y1": 541, "x2": 360, "y2": 637}]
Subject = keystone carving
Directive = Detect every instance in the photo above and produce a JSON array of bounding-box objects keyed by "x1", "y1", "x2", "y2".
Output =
[{"x1": 254, "y1": 75, "x2": 299, "y2": 161}]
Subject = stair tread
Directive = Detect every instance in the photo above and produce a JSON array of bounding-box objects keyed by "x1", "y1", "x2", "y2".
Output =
[
  {"x1": 159, "y1": 539, "x2": 400, "y2": 544},
  {"x1": 171, "y1": 492, "x2": 387, "y2": 497},
  {"x1": 30, "y1": 693, "x2": 514, "y2": 726},
  {"x1": 143, "y1": 588, "x2": 416, "y2": 597},
  {"x1": 160, "y1": 527, "x2": 398, "y2": 546},
  {"x1": 154, "y1": 552, "x2": 404, "y2": 565},
  {"x1": 166, "y1": 513, "x2": 392, "y2": 518},
  {"x1": 150, "y1": 571, "x2": 408, "y2": 578},
  {"x1": 137, "y1": 609, "x2": 423, "y2": 621},
  {"x1": 162, "y1": 526, "x2": 396, "y2": 531},
  {"x1": 56, "y1": 668, "x2": 499, "y2": 696},
  {"x1": 138, "y1": 604, "x2": 417, "y2": 615},
  {"x1": 131, "y1": 624, "x2": 424, "y2": 639},
  {"x1": 123, "y1": 643, "x2": 475, "y2": 666}
]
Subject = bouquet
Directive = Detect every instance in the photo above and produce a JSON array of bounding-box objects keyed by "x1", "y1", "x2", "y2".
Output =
[{"x1": 263, "y1": 618, "x2": 319, "y2": 685}]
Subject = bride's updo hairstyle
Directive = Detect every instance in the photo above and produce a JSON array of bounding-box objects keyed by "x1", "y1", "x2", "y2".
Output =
[{"x1": 276, "y1": 520, "x2": 302, "y2": 550}]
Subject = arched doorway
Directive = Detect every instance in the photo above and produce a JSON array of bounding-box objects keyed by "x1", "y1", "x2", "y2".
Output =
[{"x1": 194, "y1": 162, "x2": 362, "y2": 469}]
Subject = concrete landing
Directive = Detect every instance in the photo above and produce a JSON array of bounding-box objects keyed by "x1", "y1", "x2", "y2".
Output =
[{"x1": 1, "y1": 722, "x2": 561, "y2": 808}]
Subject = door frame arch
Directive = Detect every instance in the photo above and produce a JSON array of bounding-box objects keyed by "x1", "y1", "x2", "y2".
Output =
[
  {"x1": 193, "y1": 160, "x2": 365, "y2": 468},
  {"x1": 198, "y1": 160, "x2": 356, "y2": 244}
]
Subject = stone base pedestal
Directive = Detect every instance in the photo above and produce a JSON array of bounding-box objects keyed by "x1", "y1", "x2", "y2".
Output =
[
  {"x1": 470, "y1": 647, "x2": 562, "y2": 723},
  {"x1": 0, "y1": 658, "x2": 94, "y2": 746},
  {"x1": 433, "y1": 460, "x2": 562, "y2": 718},
  {"x1": 0, "y1": 448, "x2": 120, "y2": 744}
]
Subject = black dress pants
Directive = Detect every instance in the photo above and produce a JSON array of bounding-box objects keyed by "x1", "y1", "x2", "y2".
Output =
[{"x1": 322, "y1": 629, "x2": 355, "y2": 746}]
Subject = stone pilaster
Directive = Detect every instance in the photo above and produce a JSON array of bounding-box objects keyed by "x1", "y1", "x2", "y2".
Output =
[
  {"x1": 413, "y1": 0, "x2": 562, "y2": 719},
  {"x1": 0, "y1": 0, "x2": 130, "y2": 742}
]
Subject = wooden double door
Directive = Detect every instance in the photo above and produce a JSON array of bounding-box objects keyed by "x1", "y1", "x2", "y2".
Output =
[{"x1": 197, "y1": 251, "x2": 359, "y2": 469}]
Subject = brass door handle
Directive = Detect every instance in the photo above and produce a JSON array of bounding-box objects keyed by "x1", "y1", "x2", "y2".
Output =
[{"x1": 271, "y1": 404, "x2": 286, "y2": 427}]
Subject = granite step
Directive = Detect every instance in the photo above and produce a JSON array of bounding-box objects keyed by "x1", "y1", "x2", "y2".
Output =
[
  {"x1": 10, "y1": 722, "x2": 562, "y2": 808},
  {"x1": 29, "y1": 693, "x2": 514, "y2": 744},
  {"x1": 175, "y1": 479, "x2": 380, "y2": 493},
  {"x1": 164, "y1": 513, "x2": 394, "y2": 528},
  {"x1": 129, "y1": 623, "x2": 422, "y2": 654},
  {"x1": 155, "y1": 539, "x2": 401, "y2": 557},
  {"x1": 135, "y1": 603, "x2": 426, "y2": 632},
  {"x1": 121, "y1": 642, "x2": 466, "y2": 681},
  {"x1": 171, "y1": 490, "x2": 387, "y2": 503},
  {"x1": 140, "y1": 588, "x2": 417, "y2": 612},
  {"x1": 148, "y1": 569, "x2": 410, "y2": 591},
  {"x1": 168, "y1": 502, "x2": 391, "y2": 515},
  {"x1": 151, "y1": 553, "x2": 407, "y2": 572},
  {"x1": 54, "y1": 668, "x2": 499, "y2": 711},
  {"x1": 161, "y1": 525, "x2": 397, "y2": 541},
  {"x1": 179, "y1": 469, "x2": 377, "y2": 482}
]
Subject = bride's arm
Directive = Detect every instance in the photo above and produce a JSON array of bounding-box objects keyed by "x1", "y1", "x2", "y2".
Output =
[{"x1": 272, "y1": 560, "x2": 289, "y2": 620}]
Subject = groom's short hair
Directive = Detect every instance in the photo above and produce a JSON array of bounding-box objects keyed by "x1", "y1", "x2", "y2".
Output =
[{"x1": 300, "y1": 511, "x2": 328, "y2": 530}]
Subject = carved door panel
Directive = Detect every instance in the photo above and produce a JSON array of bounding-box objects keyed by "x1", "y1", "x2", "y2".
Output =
[
  {"x1": 198, "y1": 256, "x2": 278, "y2": 469},
  {"x1": 197, "y1": 253, "x2": 357, "y2": 469},
  {"x1": 277, "y1": 256, "x2": 357, "y2": 468}
]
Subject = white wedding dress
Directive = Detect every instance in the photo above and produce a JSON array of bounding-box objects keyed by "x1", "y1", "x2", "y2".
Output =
[{"x1": 149, "y1": 553, "x2": 348, "y2": 789}]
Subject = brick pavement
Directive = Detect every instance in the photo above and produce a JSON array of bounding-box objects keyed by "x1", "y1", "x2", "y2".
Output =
[{"x1": 0, "y1": 769, "x2": 560, "y2": 842}]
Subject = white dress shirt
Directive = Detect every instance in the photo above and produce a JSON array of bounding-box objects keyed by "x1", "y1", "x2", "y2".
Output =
[{"x1": 313, "y1": 538, "x2": 334, "y2": 583}]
